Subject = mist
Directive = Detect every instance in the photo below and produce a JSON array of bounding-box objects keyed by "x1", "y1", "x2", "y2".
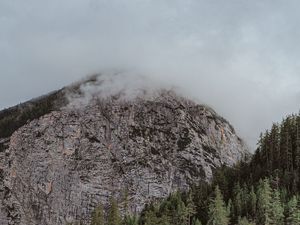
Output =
[{"x1": 1, "y1": 0, "x2": 300, "y2": 150}]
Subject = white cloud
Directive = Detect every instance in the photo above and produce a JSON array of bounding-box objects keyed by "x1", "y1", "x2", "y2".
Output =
[{"x1": 0, "y1": 0, "x2": 300, "y2": 149}]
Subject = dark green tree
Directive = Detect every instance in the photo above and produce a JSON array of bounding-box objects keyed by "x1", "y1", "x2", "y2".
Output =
[
  {"x1": 122, "y1": 215, "x2": 139, "y2": 225},
  {"x1": 256, "y1": 179, "x2": 272, "y2": 225},
  {"x1": 233, "y1": 182, "x2": 242, "y2": 220},
  {"x1": 237, "y1": 217, "x2": 255, "y2": 225},
  {"x1": 248, "y1": 186, "x2": 257, "y2": 218},
  {"x1": 270, "y1": 189, "x2": 284, "y2": 225},
  {"x1": 108, "y1": 197, "x2": 121, "y2": 225},
  {"x1": 207, "y1": 186, "x2": 229, "y2": 225},
  {"x1": 286, "y1": 196, "x2": 300, "y2": 225},
  {"x1": 91, "y1": 203, "x2": 105, "y2": 225},
  {"x1": 192, "y1": 218, "x2": 202, "y2": 225},
  {"x1": 185, "y1": 192, "x2": 196, "y2": 225}
]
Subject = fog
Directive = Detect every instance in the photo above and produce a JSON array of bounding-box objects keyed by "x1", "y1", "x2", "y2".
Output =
[{"x1": 1, "y1": 0, "x2": 300, "y2": 149}]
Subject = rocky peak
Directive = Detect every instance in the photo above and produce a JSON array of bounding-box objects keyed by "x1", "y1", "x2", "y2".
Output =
[{"x1": 0, "y1": 75, "x2": 249, "y2": 225}]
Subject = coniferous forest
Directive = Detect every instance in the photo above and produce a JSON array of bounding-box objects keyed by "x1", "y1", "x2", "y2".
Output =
[{"x1": 71, "y1": 113, "x2": 300, "y2": 225}]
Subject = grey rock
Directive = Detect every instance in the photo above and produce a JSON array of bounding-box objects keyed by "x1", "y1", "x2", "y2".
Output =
[{"x1": 1, "y1": 89, "x2": 249, "y2": 225}]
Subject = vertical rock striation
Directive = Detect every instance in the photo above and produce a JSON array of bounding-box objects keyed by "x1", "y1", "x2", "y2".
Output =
[{"x1": 0, "y1": 89, "x2": 248, "y2": 225}]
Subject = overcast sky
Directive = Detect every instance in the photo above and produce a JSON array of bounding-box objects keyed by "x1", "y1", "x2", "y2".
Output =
[{"x1": 1, "y1": 0, "x2": 300, "y2": 149}]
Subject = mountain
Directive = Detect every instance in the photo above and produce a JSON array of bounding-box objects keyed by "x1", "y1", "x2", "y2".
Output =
[{"x1": 0, "y1": 74, "x2": 249, "y2": 225}]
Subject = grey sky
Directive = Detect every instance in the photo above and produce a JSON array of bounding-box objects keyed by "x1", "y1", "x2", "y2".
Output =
[{"x1": 1, "y1": 0, "x2": 300, "y2": 149}]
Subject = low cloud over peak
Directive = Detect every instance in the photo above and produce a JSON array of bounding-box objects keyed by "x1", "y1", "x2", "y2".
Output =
[{"x1": 1, "y1": 0, "x2": 300, "y2": 150}]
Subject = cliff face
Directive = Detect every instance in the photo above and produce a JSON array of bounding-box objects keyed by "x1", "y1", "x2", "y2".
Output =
[{"x1": 0, "y1": 84, "x2": 248, "y2": 225}]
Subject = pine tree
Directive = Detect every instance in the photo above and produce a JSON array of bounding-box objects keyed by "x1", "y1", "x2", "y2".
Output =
[
  {"x1": 270, "y1": 124, "x2": 280, "y2": 170},
  {"x1": 264, "y1": 131, "x2": 271, "y2": 172},
  {"x1": 123, "y1": 188, "x2": 129, "y2": 215},
  {"x1": 144, "y1": 210, "x2": 158, "y2": 225},
  {"x1": 248, "y1": 186, "x2": 257, "y2": 218},
  {"x1": 122, "y1": 215, "x2": 138, "y2": 225},
  {"x1": 256, "y1": 179, "x2": 272, "y2": 225},
  {"x1": 287, "y1": 128, "x2": 293, "y2": 172},
  {"x1": 158, "y1": 215, "x2": 171, "y2": 225},
  {"x1": 185, "y1": 192, "x2": 196, "y2": 225},
  {"x1": 286, "y1": 196, "x2": 300, "y2": 225},
  {"x1": 270, "y1": 189, "x2": 284, "y2": 225},
  {"x1": 226, "y1": 199, "x2": 233, "y2": 220},
  {"x1": 280, "y1": 117, "x2": 294, "y2": 173},
  {"x1": 160, "y1": 191, "x2": 185, "y2": 225},
  {"x1": 237, "y1": 217, "x2": 255, "y2": 225},
  {"x1": 241, "y1": 183, "x2": 249, "y2": 216},
  {"x1": 177, "y1": 199, "x2": 187, "y2": 225},
  {"x1": 192, "y1": 218, "x2": 202, "y2": 225},
  {"x1": 108, "y1": 197, "x2": 122, "y2": 225},
  {"x1": 212, "y1": 168, "x2": 229, "y2": 199},
  {"x1": 280, "y1": 120, "x2": 288, "y2": 171},
  {"x1": 144, "y1": 210, "x2": 170, "y2": 225},
  {"x1": 233, "y1": 182, "x2": 242, "y2": 220},
  {"x1": 207, "y1": 186, "x2": 229, "y2": 225},
  {"x1": 91, "y1": 204, "x2": 104, "y2": 225}
]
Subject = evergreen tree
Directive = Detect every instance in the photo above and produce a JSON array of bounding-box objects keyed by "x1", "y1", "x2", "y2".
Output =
[
  {"x1": 144, "y1": 210, "x2": 170, "y2": 225},
  {"x1": 241, "y1": 183, "x2": 249, "y2": 216},
  {"x1": 226, "y1": 199, "x2": 232, "y2": 220},
  {"x1": 108, "y1": 197, "x2": 122, "y2": 225},
  {"x1": 286, "y1": 196, "x2": 300, "y2": 225},
  {"x1": 185, "y1": 192, "x2": 196, "y2": 225},
  {"x1": 122, "y1": 215, "x2": 139, "y2": 225},
  {"x1": 237, "y1": 217, "x2": 255, "y2": 225},
  {"x1": 270, "y1": 189, "x2": 284, "y2": 225},
  {"x1": 123, "y1": 188, "x2": 129, "y2": 215},
  {"x1": 270, "y1": 124, "x2": 280, "y2": 170},
  {"x1": 192, "y1": 218, "x2": 202, "y2": 225},
  {"x1": 141, "y1": 205, "x2": 157, "y2": 225},
  {"x1": 207, "y1": 186, "x2": 229, "y2": 225},
  {"x1": 248, "y1": 186, "x2": 257, "y2": 218},
  {"x1": 160, "y1": 191, "x2": 186, "y2": 225},
  {"x1": 144, "y1": 210, "x2": 158, "y2": 225},
  {"x1": 233, "y1": 182, "x2": 242, "y2": 220},
  {"x1": 91, "y1": 204, "x2": 105, "y2": 225},
  {"x1": 256, "y1": 179, "x2": 272, "y2": 225},
  {"x1": 212, "y1": 168, "x2": 229, "y2": 199}
]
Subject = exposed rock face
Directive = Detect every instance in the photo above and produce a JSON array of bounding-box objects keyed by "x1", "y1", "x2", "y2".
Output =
[{"x1": 0, "y1": 89, "x2": 248, "y2": 225}]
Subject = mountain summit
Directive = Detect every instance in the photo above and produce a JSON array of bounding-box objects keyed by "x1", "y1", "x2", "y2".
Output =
[{"x1": 0, "y1": 74, "x2": 249, "y2": 225}]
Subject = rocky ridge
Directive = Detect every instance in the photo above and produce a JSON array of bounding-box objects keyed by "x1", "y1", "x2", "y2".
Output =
[{"x1": 0, "y1": 77, "x2": 249, "y2": 225}]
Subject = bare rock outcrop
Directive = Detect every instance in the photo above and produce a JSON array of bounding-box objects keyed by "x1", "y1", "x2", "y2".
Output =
[{"x1": 0, "y1": 89, "x2": 248, "y2": 225}]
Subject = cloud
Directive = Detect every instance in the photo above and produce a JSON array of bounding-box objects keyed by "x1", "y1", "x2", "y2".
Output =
[
  {"x1": 1, "y1": 0, "x2": 300, "y2": 149},
  {"x1": 66, "y1": 71, "x2": 174, "y2": 108}
]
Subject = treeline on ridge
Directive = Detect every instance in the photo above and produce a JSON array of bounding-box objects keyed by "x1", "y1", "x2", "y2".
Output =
[{"x1": 0, "y1": 90, "x2": 66, "y2": 139}]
